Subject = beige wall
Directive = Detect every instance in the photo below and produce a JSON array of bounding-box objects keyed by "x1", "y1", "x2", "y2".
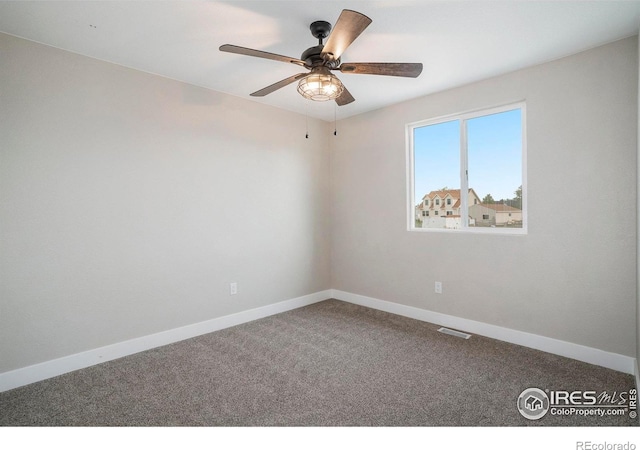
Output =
[
  {"x1": 1, "y1": 31, "x2": 638, "y2": 376},
  {"x1": 331, "y1": 37, "x2": 638, "y2": 357},
  {"x1": 0, "y1": 33, "x2": 332, "y2": 372}
]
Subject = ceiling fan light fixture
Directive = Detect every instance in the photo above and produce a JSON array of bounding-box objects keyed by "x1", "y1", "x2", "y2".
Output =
[{"x1": 297, "y1": 68, "x2": 344, "y2": 101}]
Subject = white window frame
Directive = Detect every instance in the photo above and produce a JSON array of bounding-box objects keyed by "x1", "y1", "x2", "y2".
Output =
[{"x1": 406, "y1": 102, "x2": 527, "y2": 235}]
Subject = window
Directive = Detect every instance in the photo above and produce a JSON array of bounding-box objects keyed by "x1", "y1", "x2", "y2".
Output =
[{"x1": 407, "y1": 103, "x2": 526, "y2": 233}]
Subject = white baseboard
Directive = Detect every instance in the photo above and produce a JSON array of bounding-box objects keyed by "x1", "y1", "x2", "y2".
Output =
[
  {"x1": 331, "y1": 289, "x2": 636, "y2": 375},
  {"x1": 2, "y1": 289, "x2": 635, "y2": 393},
  {"x1": 0, "y1": 290, "x2": 331, "y2": 393}
]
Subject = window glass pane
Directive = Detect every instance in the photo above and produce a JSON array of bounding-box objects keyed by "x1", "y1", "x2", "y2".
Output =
[
  {"x1": 413, "y1": 120, "x2": 460, "y2": 229},
  {"x1": 467, "y1": 109, "x2": 523, "y2": 228}
]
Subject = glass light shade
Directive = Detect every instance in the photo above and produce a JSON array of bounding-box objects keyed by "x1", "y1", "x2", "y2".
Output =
[{"x1": 297, "y1": 69, "x2": 344, "y2": 101}]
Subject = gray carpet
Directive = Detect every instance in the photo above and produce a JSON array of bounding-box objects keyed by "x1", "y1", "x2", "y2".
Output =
[{"x1": 0, "y1": 299, "x2": 636, "y2": 426}]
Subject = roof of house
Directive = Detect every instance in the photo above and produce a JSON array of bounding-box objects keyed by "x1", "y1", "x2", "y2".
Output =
[
  {"x1": 421, "y1": 188, "x2": 481, "y2": 202},
  {"x1": 422, "y1": 189, "x2": 461, "y2": 200}
]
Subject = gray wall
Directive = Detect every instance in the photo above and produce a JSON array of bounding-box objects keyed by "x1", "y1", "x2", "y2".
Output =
[
  {"x1": 0, "y1": 33, "x2": 332, "y2": 372},
  {"x1": 331, "y1": 37, "x2": 638, "y2": 358}
]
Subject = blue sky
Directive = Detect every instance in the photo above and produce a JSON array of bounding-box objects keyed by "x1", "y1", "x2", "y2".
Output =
[{"x1": 413, "y1": 108, "x2": 522, "y2": 202}]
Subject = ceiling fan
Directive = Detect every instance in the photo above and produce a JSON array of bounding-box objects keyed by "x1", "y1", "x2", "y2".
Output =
[{"x1": 219, "y1": 9, "x2": 423, "y2": 106}]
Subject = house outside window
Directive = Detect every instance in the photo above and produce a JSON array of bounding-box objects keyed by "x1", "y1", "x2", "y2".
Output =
[{"x1": 408, "y1": 102, "x2": 526, "y2": 233}]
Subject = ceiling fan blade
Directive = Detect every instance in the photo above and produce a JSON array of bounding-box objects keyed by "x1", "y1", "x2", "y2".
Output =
[
  {"x1": 339, "y1": 62, "x2": 423, "y2": 78},
  {"x1": 250, "y1": 73, "x2": 309, "y2": 97},
  {"x1": 219, "y1": 44, "x2": 306, "y2": 67},
  {"x1": 321, "y1": 10, "x2": 372, "y2": 61},
  {"x1": 335, "y1": 85, "x2": 355, "y2": 106}
]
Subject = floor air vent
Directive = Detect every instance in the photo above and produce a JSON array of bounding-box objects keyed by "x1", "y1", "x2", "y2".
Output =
[{"x1": 438, "y1": 327, "x2": 472, "y2": 339}]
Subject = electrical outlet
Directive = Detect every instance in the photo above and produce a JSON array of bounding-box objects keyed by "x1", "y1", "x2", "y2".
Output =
[
  {"x1": 230, "y1": 282, "x2": 238, "y2": 295},
  {"x1": 435, "y1": 281, "x2": 442, "y2": 294}
]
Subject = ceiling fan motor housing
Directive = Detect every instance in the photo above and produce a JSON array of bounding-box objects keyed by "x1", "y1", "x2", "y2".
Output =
[{"x1": 301, "y1": 45, "x2": 340, "y2": 69}]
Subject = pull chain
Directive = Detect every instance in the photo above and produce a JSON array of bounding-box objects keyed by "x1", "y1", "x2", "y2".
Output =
[
  {"x1": 305, "y1": 102, "x2": 309, "y2": 139},
  {"x1": 333, "y1": 103, "x2": 337, "y2": 136}
]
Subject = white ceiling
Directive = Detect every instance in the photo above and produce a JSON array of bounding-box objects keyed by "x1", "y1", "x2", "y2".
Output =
[{"x1": 1, "y1": 1, "x2": 639, "y2": 122}]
